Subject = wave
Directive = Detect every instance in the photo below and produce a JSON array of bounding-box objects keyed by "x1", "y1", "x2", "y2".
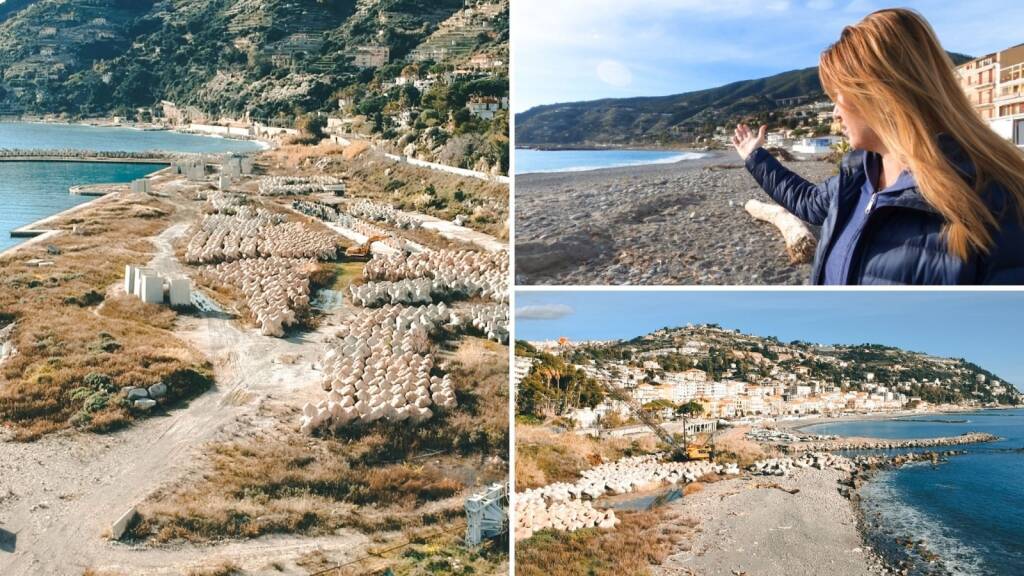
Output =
[
  {"x1": 860, "y1": 471, "x2": 987, "y2": 576},
  {"x1": 517, "y1": 152, "x2": 707, "y2": 174}
]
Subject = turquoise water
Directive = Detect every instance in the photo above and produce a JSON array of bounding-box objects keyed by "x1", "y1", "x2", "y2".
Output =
[
  {"x1": 806, "y1": 410, "x2": 1024, "y2": 575},
  {"x1": 514, "y1": 148, "x2": 705, "y2": 174},
  {"x1": 0, "y1": 162, "x2": 166, "y2": 251},
  {"x1": 0, "y1": 121, "x2": 264, "y2": 154},
  {"x1": 0, "y1": 122, "x2": 263, "y2": 252}
]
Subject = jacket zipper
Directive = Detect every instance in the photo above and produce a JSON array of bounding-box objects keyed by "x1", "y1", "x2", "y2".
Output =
[{"x1": 865, "y1": 190, "x2": 878, "y2": 214}]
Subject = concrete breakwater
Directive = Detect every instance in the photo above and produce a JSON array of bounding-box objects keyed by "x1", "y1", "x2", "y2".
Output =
[
  {"x1": 0, "y1": 148, "x2": 183, "y2": 162},
  {"x1": 783, "y1": 432, "x2": 999, "y2": 453}
]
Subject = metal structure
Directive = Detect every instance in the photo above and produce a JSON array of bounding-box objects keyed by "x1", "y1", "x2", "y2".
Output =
[{"x1": 465, "y1": 482, "x2": 508, "y2": 546}]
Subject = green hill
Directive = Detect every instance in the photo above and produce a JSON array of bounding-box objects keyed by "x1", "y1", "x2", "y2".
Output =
[
  {"x1": 515, "y1": 53, "x2": 973, "y2": 148},
  {"x1": 0, "y1": 0, "x2": 509, "y2": 172}
]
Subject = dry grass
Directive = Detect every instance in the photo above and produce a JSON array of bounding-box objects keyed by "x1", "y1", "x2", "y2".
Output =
[
  {"x1": 130, "y1": 336, "x2": 508, "y2": 544},
  {"x1": 713, "y1": 425, "x2": 769, "y2": 467},
  {"x1": 0, "y1": 194, "x2": 212, "y2": 440},
  {"x1": 259, "y1": 145, "x2": 508, "y2": 240},
  {"x1": 185, "y1": 561, "x2": 243, "y2": 576},
  {"x1": 515, "y1": 425, "x2": 657, "y2": 490},
  {"x1": 516, "y1": 509, "x2": 696, "y2": 576}
]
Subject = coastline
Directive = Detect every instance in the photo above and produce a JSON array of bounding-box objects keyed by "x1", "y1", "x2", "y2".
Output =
[
  {"x1": 654, "y1": 409, "x2": 1011, "y2": 576},
  {"x1": 1, "y1": 117, "x2": 274, "y2": 151},
  {"x1": 0, "y1": 164, "x2": 172, "y2": 259}
]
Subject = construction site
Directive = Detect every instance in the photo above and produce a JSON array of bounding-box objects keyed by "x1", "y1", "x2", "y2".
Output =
[{"x1": 0, "y1": 140, "x2": 509, "y2": 575}]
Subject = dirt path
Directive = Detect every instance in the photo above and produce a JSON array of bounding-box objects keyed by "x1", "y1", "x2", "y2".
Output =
[{"x1": 0, "y1": 193, "x2": 361, "y2": 576}]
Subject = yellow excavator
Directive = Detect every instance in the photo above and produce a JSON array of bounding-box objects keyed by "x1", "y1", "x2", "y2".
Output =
[{"x1": 344, "y1": 235, "x2": 388, "y2": 262}]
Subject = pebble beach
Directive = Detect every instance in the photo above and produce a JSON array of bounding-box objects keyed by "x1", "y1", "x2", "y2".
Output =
[{"x1": 514, "y1": 151, "x2": 838, "y2": 285}]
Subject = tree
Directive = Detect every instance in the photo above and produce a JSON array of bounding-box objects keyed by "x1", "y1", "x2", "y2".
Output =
[{"x1": 296, "y1": 114, "x2": 327, "y2": 141}]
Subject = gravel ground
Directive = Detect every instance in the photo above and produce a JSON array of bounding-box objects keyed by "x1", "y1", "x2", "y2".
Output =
[
  {"x1": 515, "y1": 151, "x2": 838, "y2": 285},
  {"x1": 653, "y1": 469, "x2": 888, "y2": 576}
]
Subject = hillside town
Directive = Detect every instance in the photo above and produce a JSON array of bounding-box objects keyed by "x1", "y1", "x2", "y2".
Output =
[
  {"x1": 0, "y1": 0, "x2": 510, "y2": 176},
  {"x1": 517, "y1": 324, "x2": 1021, "y2": 430},
  {"x1": 697, "y1": 42, "x2": 1024, "y2": 155}
]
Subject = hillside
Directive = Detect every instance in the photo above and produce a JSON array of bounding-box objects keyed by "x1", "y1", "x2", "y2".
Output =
[
  {"x1": 517, "y1": 323, "x2": 1021, "y2": 418},
  {"x1": 515, "y1": 53, "x2": 972, "y2": 148},
  {"x1": 0, "y1": 0, "x2": 509, "y2": 172}
]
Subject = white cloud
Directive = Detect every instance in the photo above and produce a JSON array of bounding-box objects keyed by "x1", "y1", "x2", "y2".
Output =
[
  {"x1": 596, "y1": 60, "x2": 632, "y2": 87},
  {"x1": 516, "y1": 304, "x2": 575, "y2": 320}
]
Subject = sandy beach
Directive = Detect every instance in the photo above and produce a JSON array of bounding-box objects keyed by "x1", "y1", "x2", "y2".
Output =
[
  {"x1": 515, "y1": 152, "x2": 837, "y2": 285},
  {"x1": 654, "y1": 468, "x2": 887, "y2": 576}
]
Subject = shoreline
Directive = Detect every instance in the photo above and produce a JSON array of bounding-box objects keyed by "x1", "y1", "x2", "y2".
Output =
[
  {"x1": 1, "y1": 118, "x2": 273, "y2": 152},
  {"x1": 0, "y1": 164, "x2": 173, "y2": 259}
]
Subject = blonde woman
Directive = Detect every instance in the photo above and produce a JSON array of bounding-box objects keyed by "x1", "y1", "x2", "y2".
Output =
[{"x1": 733, "y1": 8, "x2": 1024, "y2": 284}]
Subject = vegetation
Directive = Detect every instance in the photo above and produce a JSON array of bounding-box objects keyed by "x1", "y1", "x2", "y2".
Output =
[
  {"x1": 516, "y1": 508, "x2": 697, "y2": 576},
  {"x1": 515, "y1": 341, "x2": 604, "y2": 420},
  {"x1": 0, "y1": 0, "x2": 510, "y2": 173},
  {"x1": 130, "y1": 336, "x2": 508, "y2": 542},
  {"x1": 0, "y1": 195, "x2": 212, "y2": 440}
]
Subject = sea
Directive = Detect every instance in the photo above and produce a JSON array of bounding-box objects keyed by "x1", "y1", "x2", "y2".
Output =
[
  {"x1": 514, "y1": 148, "x2": 706, "y2": 174},
  {"x1": 805, "y1": 409, "x2": 1024, "y2": 576},
  {"x1": 0, "y1": 122, "x2": 263, "y2": 252}
]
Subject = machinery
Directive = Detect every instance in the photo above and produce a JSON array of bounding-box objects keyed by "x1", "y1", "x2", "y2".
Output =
[
  {"x1": 465, "y1": 482, "x2": 508, "y2": 546},
  {"x1": 344, "y1": 234, "x2": 387, "y2": 261}
]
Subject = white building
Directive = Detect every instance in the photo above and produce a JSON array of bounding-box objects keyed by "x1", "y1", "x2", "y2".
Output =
[{"x1": 792, "y1": 135, "x2": 843, "y2": 154}]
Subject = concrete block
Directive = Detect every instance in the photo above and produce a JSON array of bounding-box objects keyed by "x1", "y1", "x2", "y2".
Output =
[
  {"x1": 139, "y1": 273, "x2": 164, "y2": 305},
  {"x1": 124, "y1": 265, "x2": 136, "y2": 295},
  {"x1": 130, "y1": 179, "x2": 150, "y2": 194},
  {"x1": 110, "y1": 506, "x2": 137, "y2": 541},
  {"x1": 169, "y1": 278, "x2": 191, "y2": 308},
  {"x1": 132, "y1": 267, "x2": 148, "y2": 298}
]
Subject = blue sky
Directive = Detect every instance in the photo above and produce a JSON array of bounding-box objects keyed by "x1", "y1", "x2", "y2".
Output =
[
  {"x1": 516, "y1": 291, "x2": 1024, "y2": 387},
  {"x1": 512, "y1": 0, "x2": 1024, "y2": 112}
]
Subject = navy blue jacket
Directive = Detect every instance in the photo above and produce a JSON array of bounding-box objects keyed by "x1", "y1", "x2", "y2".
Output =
[{"x1": 744, "y1": 138, "x2": 1024, "y2": 284}]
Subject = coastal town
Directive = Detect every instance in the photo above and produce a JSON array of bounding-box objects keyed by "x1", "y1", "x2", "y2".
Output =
[{"x1": 514, "y1": 320, "x2": 1021, "y2": 576}]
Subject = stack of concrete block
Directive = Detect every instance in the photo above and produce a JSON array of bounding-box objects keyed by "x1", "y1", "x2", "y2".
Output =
[
  {"x1": 515, "y1": 493, "x2": 618, "y2": 541},
  {"x1": 291, "y1": 200, "x2": 410, "y2": 252},
  {"x1": 451, "y1": 303, "x2": 509, "y2": 344},
  {"x1": 343, "y1": 198, "x2": 422, "y2": 229},
  {"x1": 202, "y1": 257, "x2": 316, "y2": 337},
  {"x1": 258, "y1": 175, "x2": 344, "y2": 196},
  {"x1": 299, "y1": 303, "x2": 459, "y2": 434},
  {"x1": 363, "y1": 250, "x2": 509, "y2": 303},
  {"x1": 185, "y1": 210, "x2": 337, "y2": 264}
]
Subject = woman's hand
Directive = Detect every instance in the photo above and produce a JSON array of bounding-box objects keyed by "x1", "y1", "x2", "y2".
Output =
[{"x1": 732, "y1": 124, "x2": 766, "y2": 161}]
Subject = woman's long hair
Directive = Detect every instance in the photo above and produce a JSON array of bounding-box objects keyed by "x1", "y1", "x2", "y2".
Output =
[{"x1": 819, "y1": 8, "x2": 1024, "y2": 260}]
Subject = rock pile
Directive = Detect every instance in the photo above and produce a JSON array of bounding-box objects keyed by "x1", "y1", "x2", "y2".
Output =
[
  {"x1": 746, "y1": 427, "x2": 836, "y2": 444},
  {"x1": 258, "y1": 175, "x2": 344, "y2": 196},
  {"x1": 516, "y1": 453, "x2": 736, "y2": 540},
  {"x1": 186, "y1": 209, "x2": 337, "y2": 264},
  {"x1": 749, "y1": 452, "x2": 855, "y2": 476},
  {"x1": 363, "y1": 250, "x2": 509, "y2": 303},
  {"x1": 787, "y1": 432, "x2": 999, "y2": 453},
  {"x1": 515, "y1": 493, "x2": 619, "y2": 540},
  {"x1": 203, "y1": 257, "x2": 316, "y2": 336},
  {"x1": 299, "y1": 304, "x2": 458, "y2": 434}
]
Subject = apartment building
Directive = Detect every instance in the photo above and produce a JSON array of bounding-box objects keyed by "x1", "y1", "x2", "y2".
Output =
[{"x1": 957, "y1": 43, "x2": 1024, "y2": 145}]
